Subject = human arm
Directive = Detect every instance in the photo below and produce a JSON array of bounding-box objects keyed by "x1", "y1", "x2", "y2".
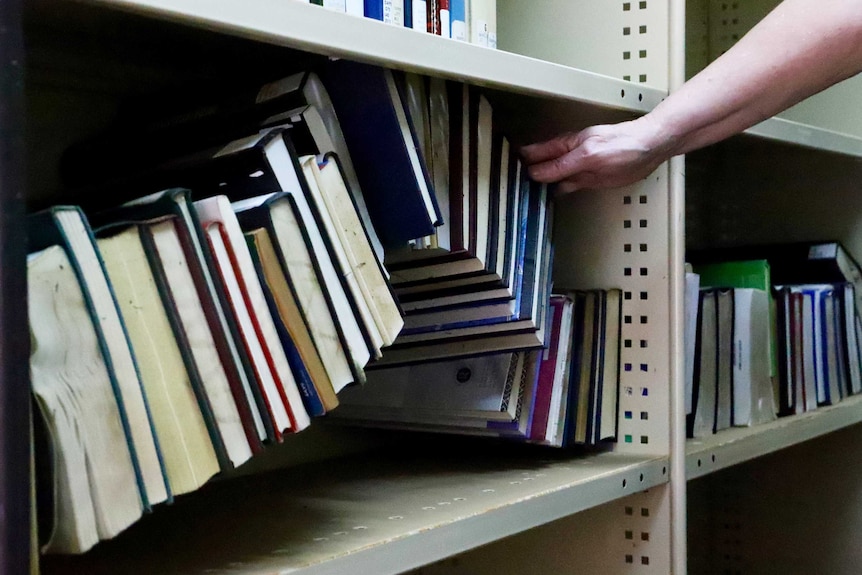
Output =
[{"x1": 522, "y1": 0, "x2": 862, "y2": 193}]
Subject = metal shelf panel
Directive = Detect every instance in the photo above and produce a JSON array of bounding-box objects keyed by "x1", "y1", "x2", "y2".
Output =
[
  {"x1": 686, "y1": 394, "x2": 862, "y2": 481},
  {"x1": 85, "y1": 0, "x2": 666, "y2": 112},
  {"x1": 744, "y1": 117, "x2": 862, "y2": 159},
  {"x1": 42, "y1": 450, "x2": 668, "y2": 575}
]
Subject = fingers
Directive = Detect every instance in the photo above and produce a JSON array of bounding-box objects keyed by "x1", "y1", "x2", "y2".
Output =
[
  {"x1": 527, "y1": 146, "x2": 589, "y2": 183},
  {"x1": 520, "y1": 132, "x2": 579, "y2": 164}
]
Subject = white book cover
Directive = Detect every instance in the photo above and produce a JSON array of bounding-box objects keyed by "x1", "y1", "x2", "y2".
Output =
[
  {"x1": 262, "y1": 137, "x2": 374, "y2": 378},
  {"x1": 731, "y1": 288, "x2": 776, "y2": 427}
]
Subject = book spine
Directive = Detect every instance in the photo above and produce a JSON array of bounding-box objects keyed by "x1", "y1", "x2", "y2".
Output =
[
  {"x1": 438, "y1": 0, "x2": 450, "y2": 38},
  {"x1": 364, "y1": 0, "x2": 383, "y2": 19},
  {"x1": 411, "y1": 0, "x2": 427, "y2": 30},
  {"x1": 450, "y1": 0, "x2": 466, "y2": 41},
  {"x1": 345, "y1": 0, "x2": 364, "y2": 15},
  {"x1": 386, "y1": 0, "x2": 404, "y2": 25},
  {"x1": 529, "y1": 296, "x2": 565, "y2": 441},
  {"x1": 171, "y1": 202, "x2": 265, "y2": 454},
  {"x1": 426, "y1": 0, "x2": 439, "y2": 34},
  {"x1": 216, "y1": 224, "x2": 301, "y2": 435},
  {"x1": 246, "y1": 235, "x2": 326, "y2": 417},
  {"x1": 206, "y1": 224, "x2": 281, "y2": 443}
]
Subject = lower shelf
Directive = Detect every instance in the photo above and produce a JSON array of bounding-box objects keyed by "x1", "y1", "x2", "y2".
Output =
[
  {"x1": 41, "y1": 444, "x2": 667, "y2": 575},
  {"x1": 686, "y1": 393, "x2": 862, "y2": 480}
]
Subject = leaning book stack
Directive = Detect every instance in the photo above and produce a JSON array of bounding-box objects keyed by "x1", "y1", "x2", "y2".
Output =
[
  {"x1": 335, "y1": 290, "x2": 623, "y2": 446},
  {"x1": 31, "y1": 59, "x2": 559, "y2": 554}
]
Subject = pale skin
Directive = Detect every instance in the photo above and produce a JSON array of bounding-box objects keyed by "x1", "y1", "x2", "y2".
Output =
[{"x1": 522, "y1": 0, "x2": 862, "y2": 193}]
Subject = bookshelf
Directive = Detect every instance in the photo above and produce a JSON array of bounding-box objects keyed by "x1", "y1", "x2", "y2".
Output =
[
  {"x1": 8, "y1": 1, "x2": 862, "y2": 574},
  {"x1": 17, "y1": 0, "x2": 680, "y2": 574}
]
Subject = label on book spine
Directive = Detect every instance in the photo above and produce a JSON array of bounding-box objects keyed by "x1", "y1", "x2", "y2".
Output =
[
  {"x1": 412, "y1": 0, "x2": 427, "y2": 30},
  {"x1": 474, "y1": 19, "x2": 489, "y2": 46},
  {"x1": 323, "y1": 0, "x2": 347, "y2": 10},
  {"x1": 383, "y1": 0, "x2": 404, "y2": 25},
  {"x1": 451, "y1": 19, "x2": 466, "y2": 41}
]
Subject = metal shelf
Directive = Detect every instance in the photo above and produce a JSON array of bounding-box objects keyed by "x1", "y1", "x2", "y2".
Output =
[
  {"x1": 41, "y1": 448, "x2": 668, "y2": 575},
  {"x1": 744, "y1": 116, "x2": 862, "y2": 159},
  {"x1": 84, "y1": 0, "x2": 665, "y2": 111},
  {"x1": 686, "y1": 394, "x2": 862, "y2": 481}
]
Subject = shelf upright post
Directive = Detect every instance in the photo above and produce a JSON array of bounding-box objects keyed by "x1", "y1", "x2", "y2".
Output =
[
  {"x1": 668, "y1": 0, "x2": 688, "y2": 571},
  {"x1": 0, "y1": 0, "x2": 29, "y2": 573}
]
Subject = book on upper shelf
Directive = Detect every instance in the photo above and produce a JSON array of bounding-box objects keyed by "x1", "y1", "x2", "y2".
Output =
[
  {"x1": 450, "y1": 0, "x2": 467, "y2": 41},
  {"x1": 364, "y1": 0, "x2": 405, "y2": 25},
  {"x1": 27, "y1": 207, "x2": 171, "y2": 546},
  {"x1": 406, "y1": 0, "x2": 427, "y2": 30}
]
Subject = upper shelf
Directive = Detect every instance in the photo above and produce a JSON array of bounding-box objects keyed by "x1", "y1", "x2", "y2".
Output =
[
  {"x1": 41, "y1": 446, "x2": 667, "y2": 575},
  {"x1": 744, "y1": 116, "x2": 862, "y2": 159},
  {"x1": 686, "y1": 394, "x2": 862, "y2": 481},
  {"x1": 82, "y1": 0, "x2": 665, "y2": 112}
]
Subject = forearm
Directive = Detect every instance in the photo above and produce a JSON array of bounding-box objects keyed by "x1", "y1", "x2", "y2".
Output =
[{"x1": 648, "y1": 0, "x2": 862, "y2": 156}]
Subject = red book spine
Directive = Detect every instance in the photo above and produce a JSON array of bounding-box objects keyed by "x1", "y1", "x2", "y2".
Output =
[
  {"x1": 438, "y1": 0, "x2": 450, "y2": 37},
  {"x1": 529, "y1": 296, "x2": 567, "y2": 441},
  {"x1": 218, "y1": 226, "x2": 299, "y2": 435},
  {"x1": 208, "y1": 225, "x2": 283, "y2": 442}
]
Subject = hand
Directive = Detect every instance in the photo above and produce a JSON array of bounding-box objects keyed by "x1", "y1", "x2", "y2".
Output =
[{"x1": 521, "y1": 117, "x2": 672, "y2": 194}]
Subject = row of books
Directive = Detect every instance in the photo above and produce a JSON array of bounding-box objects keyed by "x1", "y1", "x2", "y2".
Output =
[
  {"x1": 684, "y1": 242, "x2": 862, "y2": 438},
  {"x1": 298, "y1": 0, "x2": 499, "y2": 47},
  {"x1": 28, "y1": 146, "x2": 393, "y2": 555},
  {"x1": 33, "y1": 59, "x2": 554, "y2": 554},
  {"x1": 336, "y1": 290, "x2": 622, "y2": 447}
]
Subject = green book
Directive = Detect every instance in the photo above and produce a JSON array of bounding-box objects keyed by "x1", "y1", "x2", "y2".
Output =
[{"x1": 695, "y1": 259, "x2": 771, "y2": 291}]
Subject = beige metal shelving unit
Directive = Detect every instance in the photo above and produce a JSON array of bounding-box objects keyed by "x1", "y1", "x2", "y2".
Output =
[
  {"x1": 18, "y1": 0, "x2": 862, "y2": 573},
  {"x1": 27, "y1": 1, "x2": 679, "y2": 574}
]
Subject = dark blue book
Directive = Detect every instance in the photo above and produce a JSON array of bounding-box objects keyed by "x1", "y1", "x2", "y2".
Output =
[
  {"x1": 511, "y1": 165, "x2": 533, "y2": 320},
  {"x1": 323, "y1": 59, "x2": 441, "y2": 246},
  {"x1": 518, "y1": 181, "x2": 547, "y2": 323},
  {"x1": 404, "y1": 0, "x2": 412, "y2": 27},
  {"x1": 364, "y1": 0, "x2": 384, "y2": 20}
]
